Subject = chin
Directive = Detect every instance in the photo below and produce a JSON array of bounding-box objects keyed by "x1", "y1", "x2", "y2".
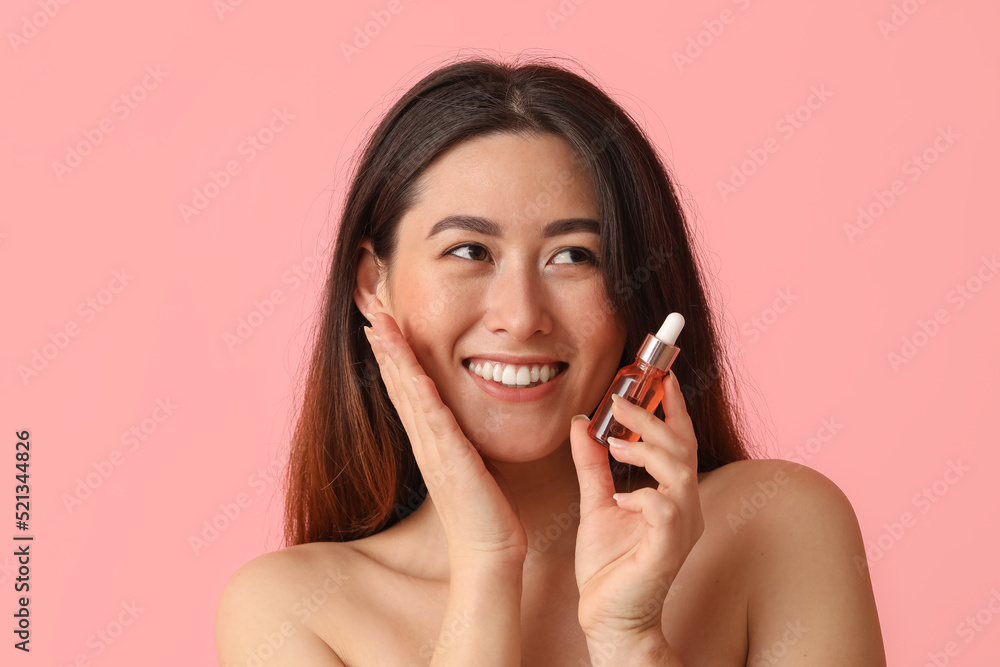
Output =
[{"x1": 465, "y1": 426, "x2": 566, "y2": 463}]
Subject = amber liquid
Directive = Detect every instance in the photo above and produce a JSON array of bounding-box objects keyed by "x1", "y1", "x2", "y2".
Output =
[{"x1": 587, "y1": 358, "x2": 667, "y2": 448}]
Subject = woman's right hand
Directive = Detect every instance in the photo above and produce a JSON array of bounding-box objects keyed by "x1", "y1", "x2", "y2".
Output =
[{"x1": 363, "y1": 310, "x2": 528, "y2": 570}]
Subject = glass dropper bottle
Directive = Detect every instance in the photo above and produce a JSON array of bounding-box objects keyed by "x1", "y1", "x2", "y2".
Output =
[{"x1": 587, "y1": 312, "x2": 685, "y2": 448}]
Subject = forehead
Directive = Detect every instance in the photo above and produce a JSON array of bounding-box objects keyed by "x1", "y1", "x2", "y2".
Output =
[{"x1": 400, "y1": 132, "x2": 599, "y2": 238}]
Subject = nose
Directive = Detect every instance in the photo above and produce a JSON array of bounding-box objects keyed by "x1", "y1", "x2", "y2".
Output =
[{"x1": 482, "y1": 261, "x2": 553, "y2": 341}]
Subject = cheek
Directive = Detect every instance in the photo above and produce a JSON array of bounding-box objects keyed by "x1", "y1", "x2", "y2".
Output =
[
  {"x1": 395, "y1": 270, "x2": 478, "y2": 334},
  {"x1": 392, "y1": 276, "x2": 473, "y2": 369},
  {"x1": 565, "y1": 288, "x2": 625, "y2": 343}
]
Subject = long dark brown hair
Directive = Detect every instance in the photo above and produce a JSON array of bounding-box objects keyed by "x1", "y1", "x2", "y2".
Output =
[{"x1": 283, "y1": 54, "x2": 759, "y2": 546}]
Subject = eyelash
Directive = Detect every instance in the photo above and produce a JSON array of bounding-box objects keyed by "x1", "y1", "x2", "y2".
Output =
[{"x1": 444, "y1": 243, "x2": 600, "y2": 266}]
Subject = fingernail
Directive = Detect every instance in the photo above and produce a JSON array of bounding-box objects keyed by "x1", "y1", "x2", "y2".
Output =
[
  {"x1": 608, "y1": 436, "x2": 628, "y2": 449},
  {"x1": 571, "y1": 414, "x2": 590, "y2": 424}
]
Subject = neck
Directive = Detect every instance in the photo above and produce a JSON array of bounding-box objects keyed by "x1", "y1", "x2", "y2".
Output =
[{"x1": 400, "y1": 440, "x2": 652, "y2": 575}]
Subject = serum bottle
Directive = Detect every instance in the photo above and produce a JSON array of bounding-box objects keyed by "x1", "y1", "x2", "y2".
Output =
[{"x1": 587, "y1": 312, "x2": 685, "y2": 448}]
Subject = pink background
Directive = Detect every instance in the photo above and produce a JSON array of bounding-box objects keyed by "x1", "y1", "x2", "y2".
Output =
[{"x1": 3, "y1": 0, "x2": 999, "y2": 664}]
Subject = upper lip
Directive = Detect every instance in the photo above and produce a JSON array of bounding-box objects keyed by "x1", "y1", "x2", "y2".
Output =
[{"x1": 463, "y1": 354, "x2": 565, "y2": 366}]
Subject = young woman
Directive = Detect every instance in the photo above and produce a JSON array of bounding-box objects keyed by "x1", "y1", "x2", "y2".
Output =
[{"x1": 216, "y1": 55, "x2": 887, "y2": 666}]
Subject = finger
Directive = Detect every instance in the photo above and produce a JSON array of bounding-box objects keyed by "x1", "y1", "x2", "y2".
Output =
[
  {"x1": 609, "y1": 393, "x2": 688, "y2": 463},
  {"x1": 411, "y1": 374, "x2": 484, "y2": 471},
  {"x1": 661, "y1": 371, "x2": 697, "y2": 445},
  {"x1": 375, "y1": 332, "x2": 442, "y2": 462},
  {"x1": 569, "y1": 415, "x2": 617, "y2": 516},
  {"x1": 607, "y1": 436, "x2": 699, "y2": 503},
  {"x1": 612, "y1": 486, "x2": 690, "y2": 571},
  {"x1": 369, "y1": 312, "x2": 430, "y2": 392},
  {"x1": 364, "y1": 325, "x2": 422, "y2": 446},
  {"x1": 369, "y1": 319, "x2": 476, "y2": 475}
]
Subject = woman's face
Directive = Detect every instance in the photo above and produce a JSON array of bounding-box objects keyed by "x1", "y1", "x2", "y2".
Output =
[{"x1": 366, "y1": 131, "x2": 627, "y2": 462}]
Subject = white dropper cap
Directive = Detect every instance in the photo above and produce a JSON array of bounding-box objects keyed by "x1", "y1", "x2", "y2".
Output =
[
  {"x1": 637, "y1": 312, "x2": 685, "y2": 370},
  {"x1": 655, "y1": 312, "x2": 685, "y2": 345}
]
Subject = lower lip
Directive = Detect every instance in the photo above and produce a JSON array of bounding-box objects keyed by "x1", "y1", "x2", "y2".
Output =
[{"x1": 464, "y1": 364, "x2": 565, "y2": 403}]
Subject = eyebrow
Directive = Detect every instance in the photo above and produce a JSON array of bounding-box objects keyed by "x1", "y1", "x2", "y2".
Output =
[{"x1": 425, "y1": 214, "x2": 601, "y2": 240}]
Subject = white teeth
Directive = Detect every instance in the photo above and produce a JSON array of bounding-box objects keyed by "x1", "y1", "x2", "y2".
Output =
[{"x1": 465, "y1": 360, "x2": 563, "y2": 388}]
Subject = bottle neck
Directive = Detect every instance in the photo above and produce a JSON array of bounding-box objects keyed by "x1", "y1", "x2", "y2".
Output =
[{"x1": 636, "y1": 332, "x2": 680, "y2": 371}]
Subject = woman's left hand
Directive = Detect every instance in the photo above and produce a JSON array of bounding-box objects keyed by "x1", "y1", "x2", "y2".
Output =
[{"x1": 569, "y1": 370, "x2": 704, "y2": 644}]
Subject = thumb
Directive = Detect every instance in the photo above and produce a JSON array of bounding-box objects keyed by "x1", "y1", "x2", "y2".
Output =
[{"x1": 569, "y1": 415, "x2": 616, "y2": 517}]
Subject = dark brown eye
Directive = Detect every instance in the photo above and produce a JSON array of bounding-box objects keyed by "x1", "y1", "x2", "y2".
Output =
[
  {"x1": 447, "y1": 244, "x2": 490, "y2": 261},
  {"x1": 552, "y1": 247, "x2": 599, "y2": 265}
]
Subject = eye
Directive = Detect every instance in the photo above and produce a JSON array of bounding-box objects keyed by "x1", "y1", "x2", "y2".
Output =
[
  {"x1": 446, "y1": 243, "x2": 491, "y2": 262},
  {"x1": 551, "y1": 247, "x2": 600, "y2": 265}
]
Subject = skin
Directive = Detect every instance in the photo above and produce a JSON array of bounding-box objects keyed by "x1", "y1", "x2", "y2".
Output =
[{"x1": 215, "y1": 132, "x2": 888, "y2": 666}]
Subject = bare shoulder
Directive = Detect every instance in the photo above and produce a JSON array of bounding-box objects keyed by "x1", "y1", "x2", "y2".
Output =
[
  {"x1": 705, "y1": 458, "x2": 887, "y2": 665},
  {"x1": 701, "y1": 457, "x2": 852, "y2": 522},
  {"x1": 215, "y1": 542, "x2": 357, "y2": 666}
]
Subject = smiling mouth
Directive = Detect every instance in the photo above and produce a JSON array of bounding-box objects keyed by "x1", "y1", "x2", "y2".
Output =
[{"x1": 463, "y1": 359, "x2": 567, "y2": 388}]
